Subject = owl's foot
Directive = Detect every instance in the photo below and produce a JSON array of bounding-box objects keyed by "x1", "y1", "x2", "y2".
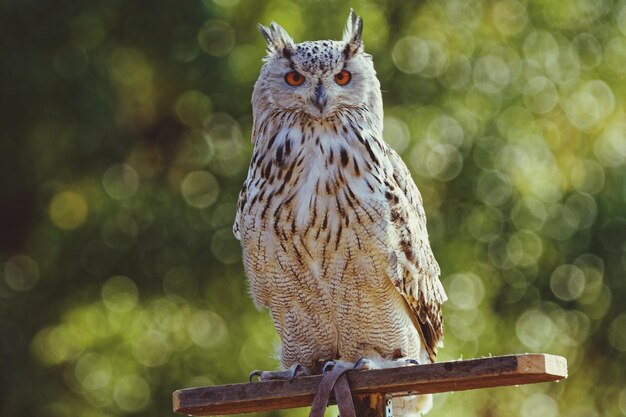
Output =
[
  {"x1": 352, "y1": 357, "x2": 420, "y2": 371},
  {"x1": 321, "y1": 359, "x2": 363, "y2": 374},
  {"x1": 249, "y1": 364, "x2": 310, "y2": 382},
  {"x1": 319, "y1": 357, "x2": 418, "y2": 376}
]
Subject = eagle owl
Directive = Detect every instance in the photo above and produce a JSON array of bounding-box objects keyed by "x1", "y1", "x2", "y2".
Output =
[{"x1": 234, "y1": 11, "x2": 446, "y2": 416}]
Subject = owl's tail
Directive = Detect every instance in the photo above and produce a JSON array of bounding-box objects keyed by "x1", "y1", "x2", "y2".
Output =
[{"x1": 392, "y1": 393, "x2": 433, "y2": 417}]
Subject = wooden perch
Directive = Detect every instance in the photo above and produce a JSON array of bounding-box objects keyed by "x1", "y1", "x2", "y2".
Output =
[{"x1": 173, "y1": 353, "x2": 567, "y2": 416}]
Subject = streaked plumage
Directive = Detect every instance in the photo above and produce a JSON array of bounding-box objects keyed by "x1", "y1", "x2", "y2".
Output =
[{"x1": 234, "y1": 11, "x2": 446, "y2": 416}]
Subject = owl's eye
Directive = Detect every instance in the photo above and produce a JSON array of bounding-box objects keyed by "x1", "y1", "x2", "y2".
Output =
[
  {"x1": 334, "y1": 69, "x2": 352, "y2": 86},
  {"x1": 284, "y1": 71, "x2": 305, "y2": 86}
]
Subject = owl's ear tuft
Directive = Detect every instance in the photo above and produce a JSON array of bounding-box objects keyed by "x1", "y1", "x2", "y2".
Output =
[
  {"x1": 342, "y1": 9, "x2": 363, "y2": 58},
  {"x1": 258, "y1": 22, "x2": 295, "y2": 58}
]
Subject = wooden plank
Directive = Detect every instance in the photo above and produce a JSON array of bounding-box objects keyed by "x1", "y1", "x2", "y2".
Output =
[
  {"x1": 353, "y1": 394, "x2": 388, "y2": 417},
  {"x1": 173, "y1": 353, "x2": 567, "y2": 416}
]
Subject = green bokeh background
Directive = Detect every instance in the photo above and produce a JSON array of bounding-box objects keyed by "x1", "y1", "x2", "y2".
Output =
[{"x1": 2, "y1": 0, "x2": 626, "y2": 416}]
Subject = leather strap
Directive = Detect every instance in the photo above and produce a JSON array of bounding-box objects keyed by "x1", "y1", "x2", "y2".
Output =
[
  {"x1": 309, "y1": 366, "x2": 356, "y2": 417},
  {"x1": 333, "y1": 373, "x2": 357, "y2": 417}
]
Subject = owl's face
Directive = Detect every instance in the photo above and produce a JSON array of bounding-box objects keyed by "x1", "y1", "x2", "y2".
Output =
[{"x1": 253, "y1": 11, "x2": 381, "y2": 121}]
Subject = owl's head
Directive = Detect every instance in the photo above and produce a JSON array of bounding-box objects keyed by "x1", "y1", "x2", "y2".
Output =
[{"x1": 253, "y1": 10, "x2": 381, "y2": 121}]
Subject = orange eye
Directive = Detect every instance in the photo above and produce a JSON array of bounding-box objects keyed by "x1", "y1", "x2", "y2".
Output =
[
  {"x1": 334, "y1": 69, "x2": 352, "y2": 85},
  {"x1": 285, "y1": 71, "x2": 305, "y2": 86}
]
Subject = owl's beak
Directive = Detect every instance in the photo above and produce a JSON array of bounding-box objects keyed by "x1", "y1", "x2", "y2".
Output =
[{"x1": 313, "y1": 82, "x2": 326, "y2": 113}]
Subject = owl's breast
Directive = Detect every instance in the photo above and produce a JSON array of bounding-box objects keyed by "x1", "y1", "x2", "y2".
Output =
[
  {"x1": 238, "y1": 120, "x2": 392, "y2": 294},
  {"x1": 252, "y1": 127, "x2": 391, "y2": 242}
]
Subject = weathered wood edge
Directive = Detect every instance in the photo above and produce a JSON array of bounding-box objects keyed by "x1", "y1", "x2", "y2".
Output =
[{"x1": 173, "y1": 353, "x2": 568, "y2": 416}]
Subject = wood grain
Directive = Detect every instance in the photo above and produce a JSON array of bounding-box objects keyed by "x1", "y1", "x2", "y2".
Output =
[
  {"x1": 353, "y1": 394, "x2": 388, "y2": 417},
  {"x1": 172, "y1": 353, "x2": 567, "y2": 416}
]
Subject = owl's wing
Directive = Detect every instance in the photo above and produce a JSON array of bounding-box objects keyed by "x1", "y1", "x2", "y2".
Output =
[{"x1": 385, "y1": 147, "x2": 447, "y2": 362}]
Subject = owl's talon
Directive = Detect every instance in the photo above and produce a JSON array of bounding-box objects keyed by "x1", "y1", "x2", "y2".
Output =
[
  {"x1": 404, "y1": 358, "x2": 420, "y2": 365},
  {"x1": 354, "y1": 357, "x2": 371, "y2": 370},
  {"x1": 322, "y1": 360, "x2": 336, "y2": 374},
  {"x1": 249, "y1": 364, "x2": 310, "y2": 381},
  {"x1": 292, "y1": 364, "x2": 304, "y2": 378},
  {"x1": 249, "y1": 370, "x2": 263, "y2": 382}
]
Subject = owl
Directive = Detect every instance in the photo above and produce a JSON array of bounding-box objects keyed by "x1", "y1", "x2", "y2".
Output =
[{"x1": 233, "y1": 10, "x2": 447, "y2": 416}]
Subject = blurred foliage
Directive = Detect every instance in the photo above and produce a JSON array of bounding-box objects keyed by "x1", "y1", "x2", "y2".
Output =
[{"x1": 1, "y1": 0, "x2": 626, "y2": 416}]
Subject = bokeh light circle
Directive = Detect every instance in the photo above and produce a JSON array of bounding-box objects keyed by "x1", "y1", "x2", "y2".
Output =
[
  {"x1": 570, "y1": 159, "x2": 605, "y2": 194},
  {"x1": 113, "y1": 374, "x2": 150, "y2": 412},
  {"x1": 438, "y1": 54, "x2": 472, "y2": 90},
  {"x1": 475, "y1": 170, "x2": 512, "y2": 206},
  {"x1": 392, "y1": 36, "x2": 429, "y2": 74},
  {"x1": 523, "y1": 30, "x2": 558, "y2": 67},
  {"x1": 511, "y1": 196, "x2": 547, "y2": 231},
  {"x1": 492, "y1": 0, "x2": 528, "y2": 35},
  {"x1": 187, "y1": 311, "x2": 229, "y2": 348},
  {"x1": 177, "y1": 129, "x2": 215, "y2": 169},
  {"x1": 604, "y1": 36, "x2": 626, "y2": 74},
  {"x1": 102, "y1": 164, "x2": 139, "y2": 200},
  {"x1": 516, "y1": 309, "x2": 555, "y2": 349},
  {"x1": 594, "y1": 122, "x2": 626, "y2": 167},
  {"x1": 571, "y1": 33, "x2": 603, "y2": 69},
  {"x1": 101, "y1": 276, "x2": 139, "y2": 312},
  {"x1": 427, "y1": 115, "x2": 464, "y2": 148},
  {"x1": 132, "y1": 330, "x2": 172, "y2": 367},
  {"x1": 608, "y1": 314, "x2": 626, "y2": 352},
  {"x1": 608, "y1": 314, "x2": 626, "y2": 351},
  {"x1": 419, "y1": 40, "x2": 448, "y2": 78},
  {"x1": 550, "y1": 264, "x2": 586, "y2": 301},
  {"x1": 198, "y1": 19, "x2": 235, "y2": 56},
  {"x1": 446, "y1": 273, "x2": 485, "y2": 310},
  {"x1": 473, "y1": 55, "x2": 510, "y2": 93},
  {"x1": 228, "y1": 44, "x2": 265, "y2": 83},
  {"x1": 523, "y1": 76, "x2": 558, "y2": 114},
  {"x1": 546, "y1": 47, "x2": 580, "y2": 86},
  {"x1": 49, "y1": 191, "x2": 88, "y2": 230},
  {"x1": 75, "y1": 353, "x2": 112, "y2": 392},
  {"x1": 3, "y1": 255, "x2": 39, "y2": 291},
  {"x1": 521, "y1": 393, "x2": 558, "y2": 417},
  {"x1": 425, "y1": 144, "x2": 463, "y2": 182},
  {"x1": 175, "y1": 90, "x2": 213, "y2": 128},
  {"x1": 563, "y1": 80, "x2": 614, "y2": 131},
  {"x1": 181, "y1": 170, "x2": 220, "y2": 208},
  {"x1": 211, "y1": 227, "x2": 241, "y2": 264},
  {"x1": 383, "y1": 116, "x2": 410, "y2": 153}
]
